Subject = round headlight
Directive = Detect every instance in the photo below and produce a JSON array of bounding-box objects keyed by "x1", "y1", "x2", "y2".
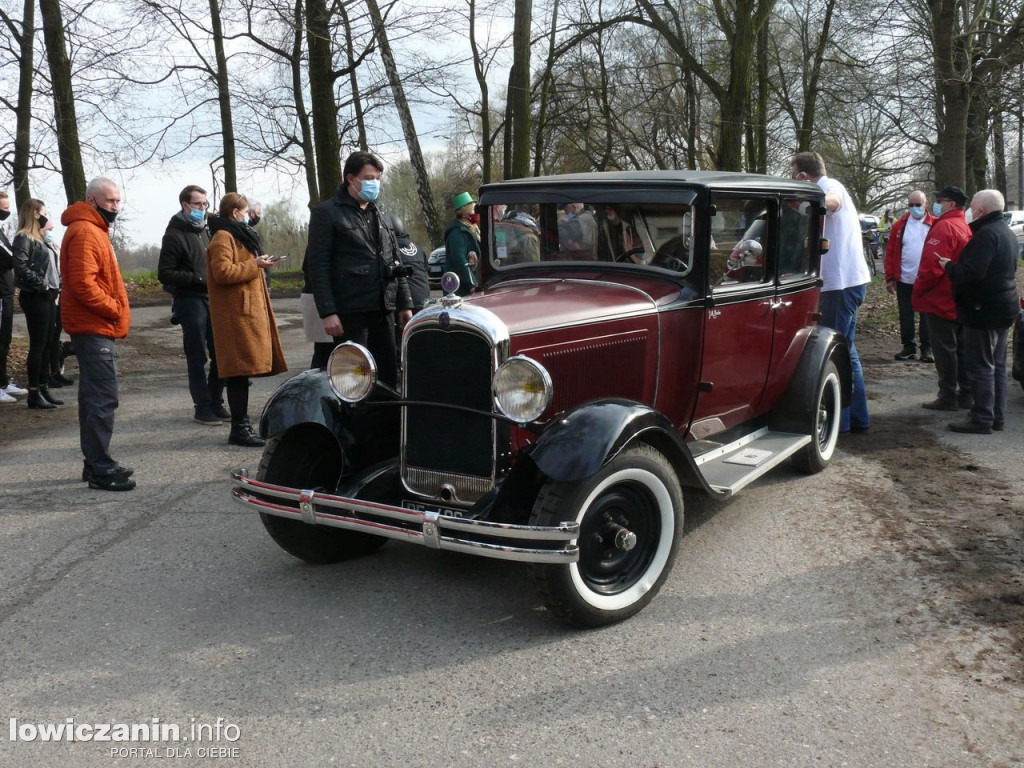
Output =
[
  {"x1": 493, "y1": 356, "x2": 553, "y2": 423},
  {"x1": 327, "y1": 342, "x2": 377, "y2": 402}
]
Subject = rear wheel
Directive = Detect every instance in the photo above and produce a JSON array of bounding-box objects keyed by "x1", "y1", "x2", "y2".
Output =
[
  {"x1": 528, "y1": 444, "x2": 683, "y2": 627},
  {"x1": 257, "y1": 430, "x2": 386, "y2": 563},
  {"x1": 792, "y1": 360, "x2": 842, "y2": 474}
]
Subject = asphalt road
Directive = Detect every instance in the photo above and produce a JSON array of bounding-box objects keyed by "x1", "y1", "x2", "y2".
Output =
[{"x1": 0, "y1": 299, "x2": 1020, "y2": 767}]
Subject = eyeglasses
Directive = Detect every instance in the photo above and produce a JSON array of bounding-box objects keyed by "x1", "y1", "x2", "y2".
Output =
[{"x1": 188, "y1": 201, "x2": 209, "y2": 210}]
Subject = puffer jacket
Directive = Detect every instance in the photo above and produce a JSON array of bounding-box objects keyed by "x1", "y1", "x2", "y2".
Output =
[
  {"x1": 306, "y1": 188, "x2": 412, "y2": 317},
  {"x1": 12, "y1": 233, "x2": 51, "y2": 294},
  {"x1": 59, "y1": 202, "x2": 130, "y2": 339},
  {"x1": 946, "y1": 210, "x2": 1019, "y2": 330}
]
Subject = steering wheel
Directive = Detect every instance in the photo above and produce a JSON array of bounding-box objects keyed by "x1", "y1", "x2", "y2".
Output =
[{"x1": 616, "y1": 247, "x2": 646, "y2": 264}]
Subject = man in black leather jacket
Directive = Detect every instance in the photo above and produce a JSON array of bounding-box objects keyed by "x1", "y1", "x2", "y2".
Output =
[
  {"x1": 307, "y1": 151, "x2": 412, "y2": 386},
  {"x1": 939, "y1": 189, "x2": 1019, "y2": 434},
  {"x1": 157, "y1": 184, "x2": 227, "y2": 425}
]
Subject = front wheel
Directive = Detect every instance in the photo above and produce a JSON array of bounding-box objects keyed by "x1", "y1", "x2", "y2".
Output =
[
  {"x1": 528, "y1": 444, "x2": 683, "y2": 627},
  {"x1": 792, "y1": 360, "x2": 842, "y2": 474},
  {"x1": 257, "y1": 431, "x2": 387, "y2": 563}
]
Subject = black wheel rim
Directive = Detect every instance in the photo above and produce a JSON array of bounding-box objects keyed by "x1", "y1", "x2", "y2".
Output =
[
  {"x1": 817, "y1": 377, "x2": 837, "y2": 452},
  {"x1": 577, "y1": 481, "x2": 661, "y2": 595}
]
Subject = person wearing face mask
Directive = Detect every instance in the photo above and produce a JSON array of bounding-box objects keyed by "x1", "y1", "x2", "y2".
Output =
[
  {"x1": 444, "y1": 192, "x2": 482, "y2": 296},
  {"x1": 12, "y1": 199, "x2": 62, "y2": 410},
  {"x1": 307, "y1": 151, "x2": 413, "y2": 384},
  {"x1": 40, "y1": 217, "x2": 73, "y2": 389},
  {"x1": 884, "y1": 190, "x2": 936, "y2": 361},
  {"x1": 206, "y1": 192, "x2": 287, "y2": 447},
  {"x1": 938, "y1": 189, "x2": 1019, "y2": 434},
  {"x1": 0, "y1": 190, "x2": 28, "y2": 403},
  {"x1": 60, "y1": 177, "x2": 135, "y2": 491},
  {"x1": 158, "y1": 184, "x2": 228, "y2": 426},
  {"x1": 912, "y1": 185, "x2": 973, "y2": 412}
]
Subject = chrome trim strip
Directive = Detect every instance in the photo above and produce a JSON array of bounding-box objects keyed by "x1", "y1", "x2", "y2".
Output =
[
  {"x1": 233, "y1": 471, "x2": 579, "y2": 565},
  {"x1": 692, "y1": 427, "x2": 771, "y2": 466}
]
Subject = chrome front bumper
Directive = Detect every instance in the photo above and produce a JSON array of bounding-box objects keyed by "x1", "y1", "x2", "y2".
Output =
[{"x1": 231, "y1": 469, "x2": 579, "y2": 564}]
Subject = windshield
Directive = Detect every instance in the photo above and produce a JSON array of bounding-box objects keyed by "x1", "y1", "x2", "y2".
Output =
[{"x1": 485, "y1": 202, "x2": 697, "y2": 277}]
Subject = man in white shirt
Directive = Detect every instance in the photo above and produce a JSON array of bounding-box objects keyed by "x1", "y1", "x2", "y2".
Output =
[
  {"x1": 884, "y1": 190, "x2": 935, "y2": 361},
  {"x1": 792, "y1": 151, "x2": 871, "y2": 433}
]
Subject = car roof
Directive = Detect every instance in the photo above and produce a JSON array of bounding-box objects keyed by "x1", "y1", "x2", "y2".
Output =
[{"x1": 480, "y1": 170, "x2": 821, "y2": 196}]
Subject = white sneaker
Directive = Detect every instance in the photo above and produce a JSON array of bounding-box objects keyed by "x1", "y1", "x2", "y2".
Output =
[
  {"x1": 0, "y1": 390, "x2": 16, "y2": 403},
  {"x1": 4, "y1": 381, "x2": 28, "y2": 396}
]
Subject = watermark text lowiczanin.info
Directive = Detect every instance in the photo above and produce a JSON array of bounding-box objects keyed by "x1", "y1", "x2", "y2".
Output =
[{"x1": 7, "y1": 717, "x2": 242, "y2": 758}]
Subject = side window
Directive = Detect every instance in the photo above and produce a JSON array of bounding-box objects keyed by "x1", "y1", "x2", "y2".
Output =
[
  {"x1": 709, "y1": 197, "x2": 774, "y2": 291},
  {"x1": 778, "y1": 197, "x2": 815, "y2": 281}
]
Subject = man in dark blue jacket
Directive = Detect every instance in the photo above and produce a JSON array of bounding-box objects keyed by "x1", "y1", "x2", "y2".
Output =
[
  {"x1": 306, "y1": 151, "x2": 412, "y2": 386},
  {"x1": 157, "y1": 184, "x2": 226, "y2": 425},
  {"x1": 939, "y1": 189, "x2": 1019, "y2": 434}
]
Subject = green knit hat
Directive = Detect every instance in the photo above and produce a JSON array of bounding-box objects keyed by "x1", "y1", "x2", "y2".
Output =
[{"x1": 452, "y1": 191, "x2": 476, "y2": 211}]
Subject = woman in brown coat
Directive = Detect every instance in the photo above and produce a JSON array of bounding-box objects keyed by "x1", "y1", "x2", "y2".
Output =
[{"x1": 207, "y1": 193, "x2": 287, "y2": 446}]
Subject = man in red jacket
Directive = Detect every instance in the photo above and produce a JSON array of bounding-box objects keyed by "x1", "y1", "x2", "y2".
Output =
[
  {"x1": 60, "y1": 177, "x2": 135, "y2": 491},
  {"x1": 884, "y1": 190, "x2": 935, "y2": 361},
  {"x1": 911, "y1": 186, "x2": 973, "y2": 412}
]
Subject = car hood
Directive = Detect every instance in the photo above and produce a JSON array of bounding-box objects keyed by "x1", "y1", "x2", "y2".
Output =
[{"x1": 466, "y1": 277, "x2": 681, "y2": 335}]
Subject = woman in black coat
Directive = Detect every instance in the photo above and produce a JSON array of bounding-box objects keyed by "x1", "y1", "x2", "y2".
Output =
[{"x1": 12, "y1": 199, "x2": 62, "y2": 409}]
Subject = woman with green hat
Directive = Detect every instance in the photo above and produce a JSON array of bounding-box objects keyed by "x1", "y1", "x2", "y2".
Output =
[{"x1": 444, "y1": 191, "x2": 481, "y2": 296}]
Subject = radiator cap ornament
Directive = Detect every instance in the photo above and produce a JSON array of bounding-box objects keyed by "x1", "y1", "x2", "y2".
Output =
[{"x1": 441, "y1": 271, "x2": 460, "y2": 295}]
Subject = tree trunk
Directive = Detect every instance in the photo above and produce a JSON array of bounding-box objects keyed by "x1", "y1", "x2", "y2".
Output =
[
  {"x1": 290, "y1": 0, "x2": 319, "y2": 205},
  {"x1": 533, "y1": 0, "x2": 559, "y2": 177},
  {"x1": 306, "y1": 0, "x2": 341, "y2": 200},
  {"x1": 931, "y1": 0, "x2": 968, "y2": 186},
  {"x1": 338, "y1": 0, "x2": 368, "y2": 151},
  {"x1": 716, "y1": 10, "x2": 755, "y2": 171},
  {"x1": 365, "y1": 0, "x2": 442, "y2": 245},
  {"x1": 470, "y1": 0, "x2": 493, "y2": 183},
  {"x1": 966, "y1": 93, "x2": 989, "y2": 192},
  {"x1": 795, "y1": 0, "x2": 835, "y2": 152},
  {"x1": 12, "y1": 0, "x2": 34, "y2": 206},
  {"x1": 209, "y1": 0, "x2": 237, "y2": 192},
  {"x1": 506, "y1": 0, "x2": 533, "y2": 179},
  {"x1": 992, "y1": 108, "x2": 1006, "y2": 196},
  {"x1": 39, "y1": 0, "x2": 86, "y2": 203}
]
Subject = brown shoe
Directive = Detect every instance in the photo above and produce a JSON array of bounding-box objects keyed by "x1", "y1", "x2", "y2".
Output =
[{"x1": 922, "y1": 398, "x2": 957, "y2": 411}]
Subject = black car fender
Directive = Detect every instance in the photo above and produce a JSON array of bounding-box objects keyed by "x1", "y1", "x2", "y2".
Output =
[
  {"x1": 768, "y1": 325, "x2": 852, "y2": 432},
  {"x1": 524, "y1": 399, "x2": 709, "y2": 491},
  {"x1": 259, "y1": 369, "x2": 400, "y2": 475}
]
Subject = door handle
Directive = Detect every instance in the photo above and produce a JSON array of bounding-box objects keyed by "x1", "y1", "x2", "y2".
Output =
[{"x1": 769, "y1": 298, "x2": 792, "y2": 310}]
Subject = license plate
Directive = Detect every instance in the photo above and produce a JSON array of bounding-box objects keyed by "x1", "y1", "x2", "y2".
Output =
[{"x1": 402, "y1": 500, "x2": 465, "y2": 518}]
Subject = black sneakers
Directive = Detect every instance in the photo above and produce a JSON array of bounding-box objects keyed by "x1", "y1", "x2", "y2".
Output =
[
  {"x1": 922, "y1": 398, "x2": 958, "y2": 411},
  {"x1": 211, "y1": 403, "x2": 231, "y2": 420},
  {"x1": 82, "y1": 462, "x2": 135, "y2": 483},
  {"x1": 894, "y1": 345, "x2": 916, "y2": 360},
  {"x1": 947, "y1": 420, "x2": 992, "y2": 435},
  {"x1": 194, "y1": 406, "x2": 224, "y2": 426},
  {"x1": 88, "y1": 472, "x2": 137, "y2": 491},
  {"x1": 918, "y1": 348, "x2": 934, "y2": 363}
]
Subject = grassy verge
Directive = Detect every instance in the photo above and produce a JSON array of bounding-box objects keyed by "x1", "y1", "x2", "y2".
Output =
[{"x1": 122, "y1": 268, "x2": 304, "y2": 306}]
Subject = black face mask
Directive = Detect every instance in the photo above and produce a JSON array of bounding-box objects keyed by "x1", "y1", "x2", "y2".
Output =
[
  {"x1": 94, "y1": 205, "x2": 117, "y2": 225},
  {"x1": 249, "y1": 215, "x2": 261, "y2": 227},
  {"x1": 0, "y1": 209, "x2": 9, "y2": 221},
  {"x1": 37, "y1": 215, "x2": 48, "y2": 230}
]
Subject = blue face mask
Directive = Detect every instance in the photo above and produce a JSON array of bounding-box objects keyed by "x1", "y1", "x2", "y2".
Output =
[
  {"x1": 188, "y1": 208, "x2": 205, "y2": 225},
  {"x1": 932, "y1": 202, "x2": 943, "y2": 217},
  {"x1": 44, "y1": 232, "x2": 53, "y2": 244},
  {"x1": 908, "y1": 205, "x2": 925, "y2": 219},
  {"x1": 358, "y1": 179, "x2": 380, "y2": 202}
]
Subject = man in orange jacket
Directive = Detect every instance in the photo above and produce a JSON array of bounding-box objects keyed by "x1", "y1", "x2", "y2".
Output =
[{"x1": 60, "y1": 177, "x2": 135, "y2": 491}]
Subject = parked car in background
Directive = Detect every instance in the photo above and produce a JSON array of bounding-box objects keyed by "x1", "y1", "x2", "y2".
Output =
[
  {"x1": 427, "y1": 246, "x2": 446, "y2": 287},
  {"x1": 233, "y1": 171, "x2": 852, "y2": 627},
  {"x1": 1002, "y1": 210, "x2": 1024, "y2": 248}
]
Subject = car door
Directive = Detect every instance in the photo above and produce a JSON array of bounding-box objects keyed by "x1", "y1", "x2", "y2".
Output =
[{"x1": 689, "y1": 194, "x2": 778, "y2": 439}]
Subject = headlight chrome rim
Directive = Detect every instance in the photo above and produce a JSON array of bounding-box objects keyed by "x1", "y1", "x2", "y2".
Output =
[
  {"x1": 327, "y1": 342, "x2": 377, "y2": 403},
  {"x1": 492, "y1": 355, "x2": 553, "y2": 424}
]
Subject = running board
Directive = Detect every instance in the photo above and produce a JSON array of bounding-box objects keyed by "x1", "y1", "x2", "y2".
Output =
[{"x1": 692, "y1": 427, "x2": 811, "y2": 496}]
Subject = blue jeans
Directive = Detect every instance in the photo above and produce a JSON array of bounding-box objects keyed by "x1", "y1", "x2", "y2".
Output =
[
  {"x1": 819, "y1": 284, "x2": 869, "y2": 431},
  {"x1": 962, "y1": 325, "x2": 1009, "y2": 426},
  {"x1": 174, "y1": 296, "x2": 223, "y2": 410}
]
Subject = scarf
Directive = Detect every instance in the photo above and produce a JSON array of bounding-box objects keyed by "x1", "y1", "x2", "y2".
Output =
[{"x1": 209, "y1": 216, "x2": 263, "y2": 257}]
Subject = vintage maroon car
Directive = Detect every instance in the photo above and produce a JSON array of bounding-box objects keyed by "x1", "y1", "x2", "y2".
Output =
[{"x1": 232, "y1": 171, "x2": 852, "y2": 627}]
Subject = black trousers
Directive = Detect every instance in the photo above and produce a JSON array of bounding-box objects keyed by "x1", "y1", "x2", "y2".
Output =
[
  {"x1": 48, "y1": 299, "x2": 63, "y2": 376},
  {"x1": 225, "y1": 375, "x2": 251, "y2": 424},
  {"x1": 895, "y1": 281, "x2": 929, "y2": 351},
  {"x1": 333, "y1": 311, "x2": 398, "y2": 387},
  {"x1": 73, "y1": 334, "x2": 120, "y2": 475},
  {"x1": 174, "y1": 296, "x2": 223, "y2": 409},
  {"x1": 0, "y1": 292, "x2": 13, "y2": 387},
  {"x1": 19, "y1": 289, "x2": 55, "y2": 389}
]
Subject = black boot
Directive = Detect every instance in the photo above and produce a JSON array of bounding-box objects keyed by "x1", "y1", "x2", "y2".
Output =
[
  {"x1": 27, "y1": 388, "x2": 56, "y2": 409},
  {"x1": 38, "y1": 386, "x2": 64, "y2": 406},
  {"x1": 229, "y1": 419, "x2": 265, "y2": 447}
]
